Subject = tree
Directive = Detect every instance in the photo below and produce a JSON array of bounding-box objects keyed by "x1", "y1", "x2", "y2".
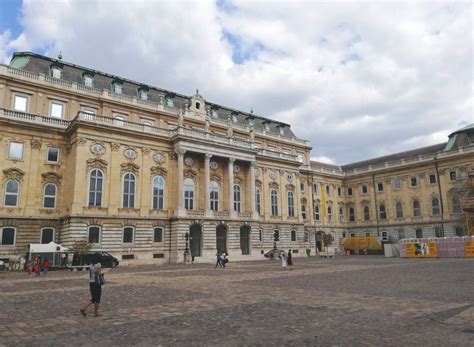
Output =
[
  {"x1": 70, "y1": 239, "x2": 92, "y2": 265},
  {"x1": 322, "y1": 232, "x2": 333, "y2": 255}
]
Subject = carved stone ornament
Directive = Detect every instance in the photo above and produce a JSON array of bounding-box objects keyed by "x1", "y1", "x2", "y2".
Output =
[
  {"x1": 30, "y1": 139, "x2": 42, "y2": 150},
  {"x1": 90, "y1": 143, "x2": 105, "y2": 155},
  {"x1": 269, "y1": 170, "x2": 278, "y2": 180},
  {"x1": 286, "y1": 173, "x2": 294, "y2": 182},
  {"x1": 184, "y1": 157, "x2": 194, "y2": 167},
  {"x1": 3, "y1": 168, "x2": 25, "y2": 181},
  {"x1": 184, "y1": 169, "x2": 197, "y2": 179},
  {"x1": 77, "y1": 137, "x2": 87, "y2": 146},
  {"x1": 210, "y1": 161, "x2": 218, "y2": 170},
  {"x1": 120, "y1": 162, "x2": 140, "y2": 175},
  {"x1": 41, "y1": 172, "x2": 62, "y2": 184},
  {"x1": 153, "y1": 152, "x2": 166, "y2": 164},
  {"x1": 150, "y1": 166, "x2": 168, "y2": 177},
  {"x1": 210, "y1": 174, "x2": 221, "y2": 183},
  {"x1": 286, "y1": 184, "x2": 295, "y2": 191},
  {"x1": 269, "y1": 182, "x2": 279, "y2": 189},
  {"x1": 233, "y1": 165, "x2": 241, "y2": 173},
  {"x1": 168, "y1": 151, "x2": 177, "y2": 161},
  {"x1": 111, "y1": 143, "x2": 121, "y2": 152},
  {"x1": 86, "y1": 158, "x2": 108, "y2": 170},
  {"x1": 123, "y1": 148, "x2": 138, "y2": 160},
  {"x1": 234, "y1": 177, "x2": 243, "y2": 185},
  {"x1": 255, "y1": 179, "x2": 262, "y2": 188},
  {"x1": 142, "y1": 147, "x2": 151, "y2": 155}
]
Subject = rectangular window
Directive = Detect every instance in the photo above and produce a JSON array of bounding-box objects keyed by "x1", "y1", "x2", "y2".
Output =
[
  {"x1": 123, "y1": 227, "x2": 134, "y2": 243},
  {"x1": 50, "y1": 101, "x2": 64, "y2": 119},
  {"x1": 434, "y1": 227, "x2": 444, "y2": 237},
  {"x1": 41, "y1": 228, "x2": 54, "y2": 244},
  {"x1": 259, "y1": 229, "x2": 262, "y2": 242},
  {"x1": 410, "y1": 177, "x2": 417, "y2": 187},
  {"x1": 113, "y1": 83, "x2": 122, "y2": 94},
  {"x1": 326, "y1": 185, "x2": 330, "y2": 195},
  {"x1": 291, "y1": 230, "x2": 297, "y2": 242},
  {"x1": 381, "y1": 231, "x2": 388, "y2": 241},
  {"x1": 139, "y1": 89, "x2": 148, "y2": 100},
  {"x1": 13, "y1": 94, "x2": 28, "y2": 112},
  {"x1": 81, "y1": 106, "x2": 97, "y2": 115},
  {"x1": 429, "y1": 174, "x2": 437, "y2": 184},
  {"x1": 313, "y1": 183, "x2": 319, "y2": 194},
  {"x1": 415, "y1": 228, "x2": 423, "y2": 238},
  {"x1": 88, "y1": 226, "x2": 100, "y2": 244},
  {"x1": 1, "y1": 227, "x2": 16, "y2": 245},
  {"x1": 300, "y1": 182, "x2": 305, "y2": 192},
  {"x1": 154, "y1": 227, "x2": 163, "y2": 243},
  {"x1": 51, "y1": 67, "x2": 62, "y2": 79},
  {"x1": 9, "y1": 142, "x2": 23, "y2": 160},
  {"x1": 455, "y1": 227, "x2": 465, "y2": 237},
  {"x1": 47, "y1": 147, "x2": 59, "y2": 163},
  {"x1": 347, "y1": 187, "x2": 353, "y2": 196},
  {"x1": 362, "y1": 185, "x2": 368, "y2": 194},
  {"x1": 113, "y1": 113, "x2": 127, "y2": 127},
  {"x1": 377, "y1": 183, "x2": 384, "y2": 192},
  {"x1": 449, "y1": 171, "x2": 457, "y2": 181},
  {"x1": 337, "y1": 187, "x2": 341, "y2": 196},
  {"x1": 398, "y1": 229, "x2": 405, "y2": 240},
  {"x1": 84, "y1": 75, "x2": 94, "y2": 87},
  {"x1": 392, "y1": 179, "x2": 401, "y2": 190}
]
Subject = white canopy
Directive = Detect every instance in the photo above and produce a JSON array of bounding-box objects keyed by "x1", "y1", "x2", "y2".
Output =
[{"x1": 29, "y1": 242, "x2": 70, "y2": 253}]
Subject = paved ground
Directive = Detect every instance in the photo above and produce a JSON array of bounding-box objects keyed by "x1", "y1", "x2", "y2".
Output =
[{"x1": 0, "y1": 256, "x2": 473, "y2": 346}]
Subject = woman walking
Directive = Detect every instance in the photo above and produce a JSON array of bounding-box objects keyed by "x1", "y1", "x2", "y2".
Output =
[
  {"x1": 287, "y1": 249, "x2": 293, "y2": 270},
  {"x1": 80, "y1": 263, "x2": 105, "y2": 317},
  {"x1": 281, "y1": 251, "x2": 288, "y2": 270}
]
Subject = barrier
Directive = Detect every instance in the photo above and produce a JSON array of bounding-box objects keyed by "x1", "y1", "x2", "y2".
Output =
[{"x1": 400, "y1": 236, "x2": 474, "y2": 258}]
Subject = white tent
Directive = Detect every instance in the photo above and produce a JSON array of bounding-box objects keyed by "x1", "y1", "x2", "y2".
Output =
[
  {"x1": 28, "y1": 242, "x2": 70, "y2": 267},
  {"x1": 29, "y1": 242, "x2": 69, "y2": 253}
]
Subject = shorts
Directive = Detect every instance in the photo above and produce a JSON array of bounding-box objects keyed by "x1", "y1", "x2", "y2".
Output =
[{"x1": 89, "y1": 283, "x2": 102, "y2": 304}]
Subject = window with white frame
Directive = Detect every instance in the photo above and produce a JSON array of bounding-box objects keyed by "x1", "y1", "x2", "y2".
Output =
[
  {"x1": 50, "y1": 101, "x2": 64, "y2": 119},
  {"x1": 1, "y1": 227, "x2": 16, "y2": 245},
  {"x1": 112, "y1": 82, "x2": 122, "y2": 94},
  {"x1": 291, "y1": 230, "x2": 297, "y2": 242},
  {"x1": 410, "y1": 177, "x2": 418, "y2": 187},
  {"x1": 138, "y1": 89, "x2": 148, "y2": 100},
  {"x1": 43, "y1": 183, "x2": 57, "y2": 209},
  {"x1": 152, "y1": 176, "x2": 165, "y2": 210},
  {"x1": 392, "y1": 178, "x2": 401, "y2": 190},
  {"x1": 270, "y1": 189, "x2": 278, "y2": 216},
  {"x1": 301, "y1": 200, "x2": 307, "y2": 220},
  {"x1": 413, "y1": 200, "x2": 421, "y2": 216},
  {"x1": 379, "y1": 204, "x2": 387, "y2": 219},
  {"x1": 349, "y1": 207, "x2": 355, "y2": 222},
  {"x1": 314, "y1": 205, "x2": 320, "y2": 221},
  {"x1": 9, "y1": 142, "x2": 23, "y2": 160},
  {"x1": 449, "y1": 170, "x2": 457, "y2": 181},
  {"x1": 47, "y1": 147, "x2": 59, "y2": 163},
  {"x1": 51, "y1": 67, "x2": 62, "y2": 79},
  {"x1": 41, "y1": 228, "x2": 54, "y2": 244},
  {"x1": 184, "y1": 178, "x2": 194, "y2": 210},
  {"x1": 362, "y1": 185, "x2": 368, "y2": 194},
  {"x1": 123, "y1": 172, "x2": 136, "y2": 208},
  {"x1": 4, "y1": 180, "x2": 19, "y2": 207},
  {"x1": 429, "y1": 174, "x2": 437, "y2": 184},
  {"x1": 256, "y1": 187, "x2": 261, "y2": 215},
  {"x1": 300, "y1": 182, "x2": 305, "y2": 192},
  {"x1": 81, "y1": 106, "x2": 96, "y2": 116},
  {"x1": 13, "y1": 93, "x2": 28, "y2": 112},
  {"x1": 165, "y1": 95, "x2": 174, "y2": 107},
  {"x1": 83, "y1": 75, "x2": 94, "y2": 88},
  {"x1": 363, "y1": 206, "x2": 370, "y2": 221},
  {"x1": 233, "y1": 184, "x2": 241, "y2": 212},
  {"x1": 396, "y1": 202, "x2": 403, "y2": 218},
  {"x1": 347, "y1": 187, "x2": 353, "y2": 196},
  {"x1": 89, "y1": 169, "x2": 103, "y2": 207},
  {"x1": 113, "y1": 113, "x2": 126, "y2": 127},
  {"x1": 377, "y1": 182, "x2": 384, "y2": 192},
  {"x1": 287, "y1": 191, "x2": 295, "y2": 217},
  {"x1": 339, "y1": 207, "x2": 344, "y2": 222},
  {"x1": 327, "y1": 206, "x2": 332, "y2": 221},
  {"x1": 452, "y1": 195, "x2": 461, "y2": 214},
  {"x1": 123, "y1": 226, "x2": 134, "y2": 243},
  {"x1": 88, "y1": 226, "x2": 101, "y2": 244},
  {"x1": 431, "y1": 198, "x2": 440, "y2": 215},
  {"x1": 210, "y1": 180, "x2": 219, "y2": 211},
  {"x1": 154, "y1": 227, "x2": 164, "y2": 243}
]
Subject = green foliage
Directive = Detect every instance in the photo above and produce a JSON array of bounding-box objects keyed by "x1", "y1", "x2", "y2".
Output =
[
  {"x1": 71, "y1": 239, "x2": 92, "y2": 256},
  {"x1": 322, "y1": 233, "x2": 333, "y2": 248}
]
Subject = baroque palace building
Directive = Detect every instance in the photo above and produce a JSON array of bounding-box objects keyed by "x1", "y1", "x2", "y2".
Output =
[{"x1": 0, "y1": 52, "x2": 473, "y2": 264}]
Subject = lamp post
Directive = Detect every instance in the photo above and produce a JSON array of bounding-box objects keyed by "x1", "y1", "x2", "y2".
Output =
[{"x1": 184, "y1": 232, "x2": 190, "y2": 263}]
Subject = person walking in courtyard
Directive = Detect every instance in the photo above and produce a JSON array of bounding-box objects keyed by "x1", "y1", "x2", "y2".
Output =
[
  {"x1": 281, "y1": 251, "x2": 288, "y2": 270},
  {"x1": 220, "y1": 251, "x2": 228, "y2": 269},
  {"x1": 33, "y1": 260, "x2": 40, "y2": 276},
  {"x1": 80, "y1": 263, "x2": 105, "y2": 317},
  {"x1": 26, "y1": 260, "x2": 33, "y2": 276},
  {"x1": 215, "y1": 251, "x2": 223, "y2": 269},
  {"x1": 287, "y1": 249, "x2": 293, "y2": 270},
  {"x1": 42, "y1": 257, "x2": 49, "y2": 276}
]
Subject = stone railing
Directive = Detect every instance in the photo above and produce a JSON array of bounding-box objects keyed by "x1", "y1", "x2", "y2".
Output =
[
  {"x1": 0, "y1": 108, "x2": 70, "y2": 128},
  {"x1": 258, "y1": 149, "x2": 299, "y2": 162}
]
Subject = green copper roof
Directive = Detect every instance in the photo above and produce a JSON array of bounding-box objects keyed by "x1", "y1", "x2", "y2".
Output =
[
  {"x1": 444, "y1": 134, "x2": 457, "y2": 151},
  {"x1": 9, "y1": 55, "x2": 29, "y2": 69},
  {"x1": 448, "y1": 123, "x2": 474, "y2": 137}
]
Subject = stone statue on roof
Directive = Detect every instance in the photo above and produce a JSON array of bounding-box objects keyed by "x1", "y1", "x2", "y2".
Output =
[{"x1": 178, "y1": 109, "x2": 184, "y2": 127}]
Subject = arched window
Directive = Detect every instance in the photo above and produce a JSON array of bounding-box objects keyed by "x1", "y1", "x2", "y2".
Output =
[
  {"x1": 396, "y1": 202, "x2": 403, "y2": 218},
  {"x1": 184, "y1": 178, "x2": 194, "y2": 210},
  {"x1": 413, "y1": 200, "x2": 421, "y2": 216},
  {"x1": 233, "y1": 184, "x2": 241, "y2": 212},
  {"x1": 270, "y1": 189, "x2": 278, "y2": 216},
  {"x1": 88, "y1": 226, "x2": 101, "y2": 244},
  {"x1": 301, "y1": 199, "x2": 307, "y2": 220},
  {"x1": 123, "y1": 226, "x2": 134, "y2": 243},
  {"x1": 339, "y1": 207, "x2": 344, "y2": 222},
  {"x1": 43, "y1": 183, "x2": 57, "y2": 209},
  {"x1": 1, "y1": 227, "x2": 16, "y2": 245},
  {"x1": 89, "y1": 169, "x2": 103, "y2": 207},
  {"x1": 210, "y1": 180, "x2": 219, "y2": 211},
  {"x1": 363, "y1": 206, "x2": 370, "y2": 221},
  {"x1": 123, "y1": 173, "x2": 136, "y2": 208},
  {"x1": 41, "y1": 228, "x2": 54, "y2": 244},
  {"x1": 432, "y1": 198, "x2": 440, "y2": 215},
  {"x1": 256, "y1": 187, "x2": 261, "y2": 215},
  {"x1": 152, "y1": 176, "x2": 165, "y2": 210},
  {"x1": 452, "y1": 195, "x2": 461, "y2": 214},
  {"x1": 327, "y1": 206, "x2": 332, "y2": 221},
  {"x1": 4, "y1": 180, "x2": 19, "y2": 207},
  {"x1": 349, "y1": 207, "x2": 355, "y2": 222},
  {"x1": 291, "y1": 230, "x2": 297, "y2": 242},
  {"x1": 315, "y1": 205, "x2": 320, "y2": 221},
  {"x1": 287, "y1": 191, "x2": 295, "y2": 217},
  {"x1": 379, "y1": 204, "x2": 386, "y2": 219}
]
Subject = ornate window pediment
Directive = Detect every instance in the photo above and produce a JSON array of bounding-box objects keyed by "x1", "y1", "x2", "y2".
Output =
[
  {"x1": 234, "y1": 177, "x2": 243, "y2": 185},
  {"x1": 41, "y1": 172, "x2": 62, "y2": 184},
  {"x1": 87, "y1": 158, "x2": 108, "y2": 170},
  {"x1": 269, "y1": 182, "x2": 279, "y2": 189},
  {"x1": 285, "y1": 184, "x2": 295, "y2": 191},
  {"x1": 120, "y1": 162, "x2": 140, "y2": 175},
  {"x1": 211, "y1": 174, "x2": 221, "y2": 183},
  {"x1": 184, "y1": 169, "x2": 198, "y2": 179},
  {"x1": 255, "y1": 179, "x2": 262, "y2": 187},
  {"x1": 150, "y1": 166, "x2": 168, "y2": 177},
  {"x1": 3, "y1": 168, "x2": 25, "y2": 181}
]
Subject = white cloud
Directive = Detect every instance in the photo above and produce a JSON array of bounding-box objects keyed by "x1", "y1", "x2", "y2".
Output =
[
  {"x1": 311, "y1": 156, "x2": 336, "y2": 165},
  {"x1": 1, "y1": 1, "x2": 472, "y2": 164}
]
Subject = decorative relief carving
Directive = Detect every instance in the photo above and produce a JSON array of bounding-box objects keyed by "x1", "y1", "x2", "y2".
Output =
[
  {"x1": 233, "y1": 165, "x2": 241, "y2": 173},
  {"x1": 90, "y1": 143, "x2": 105, "y2": 155},
  {"x1": 3, "y1": 168, "x2": 25, "y2": 181},
  {"x1": 150, "y1": 166, "x2": 168, "y2": 177},
  {"x1": 120, "y1": 162, "x2": 140, "y2": 174},
  {"x1": 77, "y1": 137, "x2": 87, "y2": 146},
  {"x1": 210, "y1": 174, "x2": 221, "y2": 183},
  {"x1": 111, "y1": 143, "x2": 121, "y2": 152},
  {"x1": 210, "y1": 161, "x2": 218, "y2": 170},
  {"x1": 87, "y1": 218, "x2": 103, "y2": 226},
  {"x1": 123, "y1": 148, "x2": 138, "y2": 160},
  {"x1": 41, "y1": 172, "x2": 62, "y2": 184},
  {"x1": 152, "y1": 152, "x2": 166, "y2": 164},
  {"x1": 255, "y1": 179, "x2": 262, "y2": 187},
  {"x1": 269, "y1": 182, "x2": 279, "y2": 189},
  {"x1": 30, "y1": 139, "x2": 42, "y2": 150},
  {"x1": 269, "y1": 170, "x2": 277, "y2": 180},
  {"x1": 234, "y1": 177, "x2": 243, "y2": 185},
  {"x1": 285, "y1": 184, "x2": 295, "y2": 191},
  {"x1": 86, "y1": 158, "x2": 108, "y2": 170},
  {"x1": 184, "y1": 157, "x2": 194, "y2": 166},
  {"x1": 184, "y1": 169, "x2": 198, "y2": 179},
  {"x1": 168, "y1": 151, "x2": 177, "y2": 161},
  {"x1": 142, "y1": 147, "x2": 151, "y2": 155}
]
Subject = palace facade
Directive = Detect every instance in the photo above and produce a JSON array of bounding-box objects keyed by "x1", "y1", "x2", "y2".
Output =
[{"x1": 0, "y1": 52, "x2": 472, "y2": 264}]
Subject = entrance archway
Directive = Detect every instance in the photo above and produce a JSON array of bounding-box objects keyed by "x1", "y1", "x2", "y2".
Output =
[
  {"x1": 216, "y1": 224, "x2": 227, "y2": 253},
  {"x1": 189, "y1": 224, "x2": 202, "y2": 257},
  {"x1": 240, "y1": 225, "x2": 250, "y2": 255},
  {"x1": 315, "y1": 231, "x2": 322, "y2": 252}
]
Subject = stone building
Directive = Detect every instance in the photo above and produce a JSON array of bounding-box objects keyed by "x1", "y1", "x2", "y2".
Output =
[{"x1": 0, "y1": 52, "x2": 472, "y2": 264}]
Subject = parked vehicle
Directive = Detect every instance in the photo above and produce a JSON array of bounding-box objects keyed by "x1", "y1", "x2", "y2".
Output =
[
  {"x1": 73, "y1": 252, "x2": 119, "y2": 268},
  {"x1": 264, "y1": 249, "x2": 286, "y2": 259}
]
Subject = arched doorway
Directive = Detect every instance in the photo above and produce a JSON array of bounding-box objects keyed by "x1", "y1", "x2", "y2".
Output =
[
  {"x1": 315, "y1": 231, "x2": 322, "y2": 252},
  {"x1": 216, "y1": 224, "x2": 227, "y2": 253},
  {"x1": 240, "y1": 225, "x2": 250, "y2": 255},
  {"x1": 189, "y1": 224, "x2": 202, "y2": 257}
]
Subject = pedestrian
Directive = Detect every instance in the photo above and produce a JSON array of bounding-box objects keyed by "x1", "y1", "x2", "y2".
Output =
[
  {"x1": 220, "y1": 252, "x2": 227, "y2": 269},
  {"x1": 26, "y1": 260, "x2": 33, "y2": 276},
  {"x1": 281, "y1": 251, "x2": 288, "y2": 270},
  {"x1": 287, "y1": 249, "x2": 293, "y2": 270},
  {"x1": 33, "y1": 261, "x2": 40, "y2": 276},
  {"x1": 42, "y1": 257, "x2": 49, "y2": 276},
  {"x1": 80, "y1": 263, "x2": 105, "y2": 317},
  {"x1": 215, "y1": 251, "x2": 223, "y2": 269}
]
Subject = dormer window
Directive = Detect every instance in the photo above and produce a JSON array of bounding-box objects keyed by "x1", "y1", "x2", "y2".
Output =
[
  {"x1": 231, "y1": 114, "x2": 238, "y2": 123},
  {"x1": 195, "y1": 101, "x2": 200, "y2": 110},
  {"x1": 112, "y1": 81, "x2": 122, "y2": 94},
  {"x1": 211, "y1": 109, "x2": 218, "y2": 118},
  {"x1": 165, "y1": 95, "x2": 174, "y2": 107},
  {"x1": 83, "y1": 74, "x2": 94, "y2": 88},
  {"x1": 277, "y1": 126, "x2": 284, "y2": 135},
  {"x1": 263, "y1": 122, "x2": 270, "y2": 132},
  {"x1": 138, "y1": 88, "x2": 148, "y2": 101},
  {"x1": 51, "y1": 67, "x2": 62, "y2": 79},
  {"x1": 246, "y1": 117, "x2": 255, "y2": 127}
]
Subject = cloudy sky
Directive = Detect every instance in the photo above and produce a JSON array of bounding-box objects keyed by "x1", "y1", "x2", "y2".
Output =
[{"x1": 0, "y1": 0, "x2": 472, "y2": 164}]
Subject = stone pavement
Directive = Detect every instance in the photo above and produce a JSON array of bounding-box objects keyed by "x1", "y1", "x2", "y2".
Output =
[{"x1": 0, "y1": 256, "x2": 473, "y2": 346}]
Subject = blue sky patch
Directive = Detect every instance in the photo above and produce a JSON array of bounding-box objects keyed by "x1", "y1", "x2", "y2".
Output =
[
  {"x1": 222, "y1": 30, "x2": 264, "y2": 64},
  {"x1": 0, "y1": 0, "x2": 23, "y2": 37}
]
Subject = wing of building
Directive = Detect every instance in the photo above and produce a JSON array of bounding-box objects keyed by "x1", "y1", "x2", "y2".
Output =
[{"x1": 0, "y1": 52, "x2": 473, "y2": 264}]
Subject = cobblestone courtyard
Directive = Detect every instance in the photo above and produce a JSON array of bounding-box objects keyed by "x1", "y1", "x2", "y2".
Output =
[{"x1": 0, "y1": 256, "x2": 473, "y2": 346}]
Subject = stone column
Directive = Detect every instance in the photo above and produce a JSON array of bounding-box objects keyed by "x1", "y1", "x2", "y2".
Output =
[
  {"x1": 249, "y1": 161, "x2": 258, "y2": 219},
  {"x1": 175, "y1": 148, "x2": 186, "y2": 217},
  {"x1": 204, "y1": 153, "x2": 213, "y2": 217},
  {"x1": 228, "y1": 157, "x2": 236, "y2": 218}
]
